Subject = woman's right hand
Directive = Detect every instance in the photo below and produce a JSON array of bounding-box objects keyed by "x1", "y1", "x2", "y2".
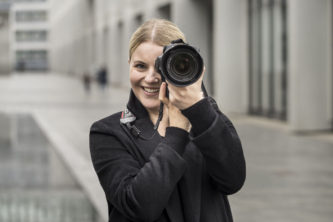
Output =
[{"x1": 159, "y1": 82, "x2": 190, "y2": 132}]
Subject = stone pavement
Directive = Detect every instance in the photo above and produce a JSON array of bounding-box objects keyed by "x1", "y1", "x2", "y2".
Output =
[{"x1": 0, "y1": 72, "x2": 333, "y2": 222}]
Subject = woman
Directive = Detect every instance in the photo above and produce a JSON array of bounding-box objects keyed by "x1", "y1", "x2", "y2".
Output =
[{"x1": 90, "y1": 19, "x2": 246, "y2": 222}]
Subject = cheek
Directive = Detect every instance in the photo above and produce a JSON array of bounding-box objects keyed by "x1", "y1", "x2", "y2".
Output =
[{"x1": 129, "y1": 69, "x2": 141, "y2": 86}]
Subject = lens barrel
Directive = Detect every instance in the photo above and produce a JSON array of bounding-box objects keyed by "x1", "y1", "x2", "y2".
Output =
[{"x1": 155, "y1": 41, "x2": 203, "y2": 86}]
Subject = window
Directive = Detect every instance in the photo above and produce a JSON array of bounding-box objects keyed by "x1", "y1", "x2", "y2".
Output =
[
  {"x1": 158, "y1": 4, "x2": 171, "y2": 20},
  {"x1": 15, "y1": 10, "x2": 47, "y2": 22},
  {"x1": 16, "y1": 50, "x2": 48, "y2": 70},
  {"x1": 16, "y1": 30, "x2": 47, "y2": 42}
]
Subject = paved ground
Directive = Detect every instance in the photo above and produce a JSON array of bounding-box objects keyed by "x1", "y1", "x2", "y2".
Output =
[{"x1": 0, "y1": 72, "x2": 333, "y2": 222}]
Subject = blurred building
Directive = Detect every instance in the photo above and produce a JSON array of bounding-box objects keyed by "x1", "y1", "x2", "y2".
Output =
[
  {"x1": 0, "y1": 0, "x2": 10, "y2": 75},
  {"x1": 49, "y1": 0, "x2": 332, "y2": 132},
  {"x1": 49, "y1": 0, "x2": 95, "y2": 76},
  {"x1": 9, "y1": 0, "x2": 49, "y2": 72}
]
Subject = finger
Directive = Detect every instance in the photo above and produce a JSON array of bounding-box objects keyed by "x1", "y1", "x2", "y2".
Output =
[
  {"x1": 165, "y1": 80, "x2": 179, "y2": 94},
  {"x1": 158, "y1": 82, "x2": 166, "y2": 100},
  {"x1": 193, "y1": 66, "x2": 205, "y2": 88},
  {"x1": 164, "y1": 81, "x2": 178, "y2": 102},
  {"x1": 159, "y1": 82, "x2": 169, "y2": 105},
  {"x1": 199, "y1": 66, "x2": 205, "y2": 81}
]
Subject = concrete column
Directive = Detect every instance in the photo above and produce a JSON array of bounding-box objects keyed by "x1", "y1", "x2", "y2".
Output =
[
  {"x1": 143, "y1": 0, "x2": 160, "y2": 20},
  {"x1": 116, "y1": 20, "x2": 128, "y2": 86},
  {"x1": 0, "y1": 113, "x2": 12, "y2": 147},
  {"x1": 173, "y1": 0, "x2": 213, "y2": 94},
  {"x1": 213, "y1": 0, "x2": 248, "y2": 113},
  {"x1": 172, "y1": 0, "x2": 207, "y2": 43},
  {"x1": 288, "y1": 0, "x2": 332, "y2": 131},
  {"x1": 95, "y1": 28, "x2": 104, "y2": 68},
  {"x1": 103, "y1": 27, "x2": 109, "y2": 65},
  {"x1": 109, "y1": 21, "x2": 122, "y2": 85},
  {"x1": 261, "y1": 0, "x2": 272, "y2": 114},
  {"x1": 83, "y1": 33, "x2": 90, "y2": 73},
  {"x1": 273, "y1": 0, "x2": 285, "y2": 116},
  {"x1": 120, "y1": 17, "x2": 132, "y2": 88}
]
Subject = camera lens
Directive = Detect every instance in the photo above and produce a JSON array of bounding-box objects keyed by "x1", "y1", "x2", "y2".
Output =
[
  {"x1": 172, "y1": 53, "x2": 192, "y2": 76},
  {"x1": 157, "y1": 42, "x2": 203, "y2": 86},
  {"x1": 167, "y1": 49, "x2": 199, "y2": 83}
]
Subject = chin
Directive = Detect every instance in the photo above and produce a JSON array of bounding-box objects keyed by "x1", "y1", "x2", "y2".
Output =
[{"x1": 142, "y1": 100, "x2": 160, "y2": 112}]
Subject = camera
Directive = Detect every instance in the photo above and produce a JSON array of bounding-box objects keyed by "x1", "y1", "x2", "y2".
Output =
[{"x1": 155, "y1": 39, "x2": 204, "y2": 87}]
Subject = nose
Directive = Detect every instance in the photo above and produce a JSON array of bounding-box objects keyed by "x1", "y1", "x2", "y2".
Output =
[{"x1": 145, "y1": 67, "x2": 160, "y2": 83}]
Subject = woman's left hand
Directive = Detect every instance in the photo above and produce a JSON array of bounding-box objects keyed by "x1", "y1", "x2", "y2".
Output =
[{"x1": 167, "y1": 68, "x2": 205, "y2": 110}]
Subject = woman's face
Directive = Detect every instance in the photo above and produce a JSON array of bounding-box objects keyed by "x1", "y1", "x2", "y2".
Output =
[{"x1": 129, "y1": 41, "x2": 163, "y2": 113}]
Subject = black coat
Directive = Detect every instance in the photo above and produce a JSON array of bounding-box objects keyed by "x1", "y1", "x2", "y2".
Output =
[{"x1": 89, "y1": 91, "x2": 246, "y2": 222}]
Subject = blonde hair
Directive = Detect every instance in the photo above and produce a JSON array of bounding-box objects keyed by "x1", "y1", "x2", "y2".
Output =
[{"x1": 129, "y1": 18, "x2": 186, "y2": 60}]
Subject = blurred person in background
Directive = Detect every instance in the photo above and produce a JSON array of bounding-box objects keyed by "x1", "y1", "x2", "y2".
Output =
[
  {"x1": 82, "y1": 71, "x2": 92, "y2": 94},
  {"x1": 90, "y1": 18, "x2": 246, "y2": 222},
  {"x1": 97, "y1": 65, "x2": 108, "y2": 91}
]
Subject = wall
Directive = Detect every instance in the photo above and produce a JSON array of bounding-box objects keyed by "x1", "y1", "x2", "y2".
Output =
[
  {"x1": 214, "y1": 0, "x2": 248, "y2": 113},
  {"x1": 288, "y1": 0, "x2": 332, "y2": 131}
]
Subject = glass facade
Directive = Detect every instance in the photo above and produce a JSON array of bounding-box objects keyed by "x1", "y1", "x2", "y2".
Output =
[
  {"x1": 14, "y1": 0, "x2": 46, "y2": 2},
  {"x1": 15, "y1": 30, "x2": 47, "y2": 42},
  {"x1": 16, "y1": 50, "x2": 48, "y2": 70},
  {"x1": 0, "y1": 0, "x2": 10, "y2": 4},
  {"x1": 0, "y1": 0, "x2": 10, "y2": 11},
  {"x1": 15, "y1": 10, "x2": 47, "y2": 22},
  {"x1": 248, "y1": 0, "x2": 288, "y2": 120}
]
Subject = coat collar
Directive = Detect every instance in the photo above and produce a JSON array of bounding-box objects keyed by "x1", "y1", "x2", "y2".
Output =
[
  {"x1": 125, "y1": 89, "x2": 157, "y2": 139},
  {"x1": 126, "y1": 90, "x2": 149, "y2": 119}
]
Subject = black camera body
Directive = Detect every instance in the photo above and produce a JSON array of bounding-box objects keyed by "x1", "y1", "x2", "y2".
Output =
[{"x1": 155, "y1": 39, "x2": 204, "y2": 87}]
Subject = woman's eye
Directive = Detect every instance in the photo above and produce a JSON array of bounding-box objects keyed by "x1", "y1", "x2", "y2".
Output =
[{"x1": 135, "y1": 63, "x2": 146, "y2": 69}]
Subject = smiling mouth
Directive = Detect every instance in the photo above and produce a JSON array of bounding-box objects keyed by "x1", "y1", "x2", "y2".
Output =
[{"x1": 143, "y1": 87, "x2": 159, "y2": 94}]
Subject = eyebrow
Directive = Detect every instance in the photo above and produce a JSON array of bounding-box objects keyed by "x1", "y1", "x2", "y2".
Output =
[{"x1": 132, "y1": 60, "x2": 147, "y2": 64}]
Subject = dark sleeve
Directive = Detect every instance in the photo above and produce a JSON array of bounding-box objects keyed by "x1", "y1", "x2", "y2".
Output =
[
  {"x1": 182, "y1": 97, "x2": 246, "y2": 195},
  {"x1": 89, "y1": 122, "x2": 189, "y2": 222}
]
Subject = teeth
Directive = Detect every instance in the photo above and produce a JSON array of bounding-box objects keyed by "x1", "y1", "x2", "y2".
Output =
[{"x1": 144, "y1": 87, "x2": 159, "y2": 93}]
